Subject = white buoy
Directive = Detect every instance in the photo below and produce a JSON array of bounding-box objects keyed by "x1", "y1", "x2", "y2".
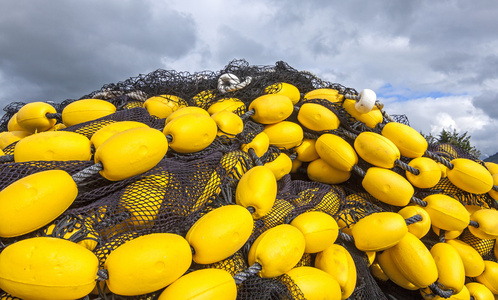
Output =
[{"x1": 354, "y1": 89, "x2": 377, "y2": 114}]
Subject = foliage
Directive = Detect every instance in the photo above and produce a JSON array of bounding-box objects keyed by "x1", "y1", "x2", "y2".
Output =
[{"x1": 421, "y1": 128, "x2": 481, "y2": 158}]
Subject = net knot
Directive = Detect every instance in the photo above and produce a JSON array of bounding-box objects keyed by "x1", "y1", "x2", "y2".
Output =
[
  {"x1": 352, "y1": 165, "x2": 366, "y2": 177},
  {"x1": 338, "y1": 231, "x2": 355, "y2": 243},
  {"x1": 218, "y1": 73, "x2": 252, "y2": 94},
  {"x1": 233, "y1": 262, "x2": 262, "y2": 284},
  {"x1": 240, "y1": 109, "x2": 256, "y2": 121},
  {"x1": 439, "y1": 229, "x2": 446, "y2": 243},
  {"x1": 97, "y1": 269, "x2": 109, "y2": 281}
]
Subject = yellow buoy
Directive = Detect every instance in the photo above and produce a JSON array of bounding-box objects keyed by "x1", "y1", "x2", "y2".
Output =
[
  {"x1": 163, "y1": 113, "x2": 218, "y2": 153},
  {"x1": 431, "y1": 225, "x2": 462, "y2": 240},
  {"x1": 7, "y1": 113, "x2": 24, "y2": 132},
  {"x1": 104, "y1": 233, "x2": 192, "y2": 296},
  {"x1": 48, "y1": 123, "x2": 67, "y2": 131},
  {"x1": 14, "y1": 131, "x2": 92, "y2": 162},
  {"x1": 446, "y1": 239, "x2": 485, "y2": 277},
  {"x1": 488, "y1": 173, "x2": 498, "y2": 200},
  {"x1": 376, "y1": 248, "x2": 419, "y2": 290},
  {"x1": 95, "y1": 127, "x2": 168, "y2": 181},
  {"x1": 314, "y1": 190, "x2": 341, "y2": 216},
  {"x1": 265, "y1": 82, "x2": 301, "y2": 104},
  {"x1": 236, "y1": 166, "x2": 277, "y2": 219},
  {"x1": 469, "y1": 209, "x2": 498, "y2": 239},
  {"x1": 476, "y1": 261, "x2": 498, "y2": 295},
  {"x1": 370, "y1": 261, "x2": 389, "y2": 282},
  {"x1": 16, "y1": 102, "x2": 57, "y2": 133},
  {"x1": 0, "y1": 170, "x2": 77, "y2": 238},
  {"x1": 118, "y1": 171, "x2": 170, "y2": 227},
  {"x1": 422, "y1": 194, "x2": 469, "y2": 232},
  {"x1": 211, "y1": 110, "x2": 244, "y2": 138},
  {"x1": 351, "y1": 212, "x2": 408, "y2": 251},
  {"x1": 248, "y1": 224, "x2": 306, "y2": 278},
  {"x1": 389, "y1": 232, "x2": 438, "y2": 288},
  {"x1": 241, "y1": 131, "x2": 270, "y2": 158},
  {"x1": 303, "y1": 88, "x2": 344, "y2": 103},
  {"x1": 186, "y1": 205, "x2": 253, "y2": 264},
  {"x1": 484, "y1": 162, "x2": 498, "y2": 175},
  {"x1": 165, "y1": 106, "x2": 210, "y2": 124},
  {"x1": 397, "y1": 205, "x2": 431, "y2": 239},
  {"x1": 430, "y1": 242, "x2": 465, "y2": 293},
  {"x1": 0, "y1": 130, "x2": 32, "y2": 149},
  {"x1": 285, "y1": 266, "x2": 342, "y2": 300},
  {"x1": 354, "y1": 132, "x2": 400, "y2": 168},
  {"x1": 62, "y1": 99, "x2": 116, "y2": 127},
  {"x1": 315, "y1": 133, "x2": 358, "y2": 172},
  {"x1": 220, "y1": 150, "x2": 250, "y2": 182},
  {"x1": 446, "y1": 158, "x2": 493, "y2": 194},
  {"x1": 420, "y1": 285, "x2": 470, "y2": 300},
  {"x1": 297, "y1": 103, "x2": 340, "y2": 132},
  {"x1": 307, "y1": 158, "x2": 351, "y2": 185},
  {"x1": 207, "y1": 97, "x2": 246, "y2": 115},
  {"x1": 158, "y1": 268, "x2": 237, "y2": 300},
  {"x1": 143, "y1": 94, "x2": 186, "y2": 118},
  {"x1": 290, "y1": 211, "x2": 338, "y2": 253},
  {"x1": 466, "y1": 282, "x2": 494, "y2": 300},
  {"x1": 314, "y1": 244, "x2": 357, "y2": 299},
  {"x1": 381, "y1": 122, "x2": 428, "y2": 158},
  {"x1": 362, "y1": 167, "x2": 414, "y2": 206},
  {"x1": 264, "y1": 153, "x2": 293, "y2": 181},
  {"x1": 90, "y1": 121, "x2": 149, "y2": 150},
  {"x1": 294, "y1": 138, "x2": 319, "y2": 162},
  {"x1": 405, "y1": 157, "x2": 442, "y2": 189},
  {"x1": 342, "y1": 99, "x2": 383, "y2": 128},
  {"x1": 263, "y1": 121, "x2": 304, "y2": 149},
  {"x1": 0, "y1": 237, "x2": 98, "y2": 300},
  {"x1": 249, "y1": 94, "x2": 294, "y2": 124}
]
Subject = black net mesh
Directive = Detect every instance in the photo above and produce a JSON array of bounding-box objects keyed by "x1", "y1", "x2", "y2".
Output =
[{"x1": 1, "y1": 59, "x2": 496, "y2": 300}]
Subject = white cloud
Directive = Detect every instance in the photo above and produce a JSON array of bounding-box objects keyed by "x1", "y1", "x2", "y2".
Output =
[{"x1": 384, "y1": 95, "x2": 495, "y2": 158}]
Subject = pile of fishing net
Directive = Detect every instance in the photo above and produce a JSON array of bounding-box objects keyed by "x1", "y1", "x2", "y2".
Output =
[{"x1": 0, "y1": 59, "x2": 497, "y2": 300}]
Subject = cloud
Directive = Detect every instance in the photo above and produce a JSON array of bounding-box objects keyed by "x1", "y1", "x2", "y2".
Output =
[
  {"x1": 472, "y1": 90, "x2": 498, "y2": 119},
  {"x1": 1, "y1": 0, "x2": 498, "y2": 157},
  {"x1": 384, "y1": 94, "x2": 496, "y2": 158},
  {"x1": 0, "y1": 0, "x2": 197, "y2": 103}
]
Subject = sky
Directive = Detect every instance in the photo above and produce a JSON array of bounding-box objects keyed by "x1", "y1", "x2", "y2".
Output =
[{"x1": 1, "y1": 0, "x2": 497, "y2": 158}]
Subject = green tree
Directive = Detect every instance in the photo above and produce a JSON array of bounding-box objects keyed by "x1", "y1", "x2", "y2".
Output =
[{"x1": 421, "y1": 128, "x2": 481, "y2": 158}]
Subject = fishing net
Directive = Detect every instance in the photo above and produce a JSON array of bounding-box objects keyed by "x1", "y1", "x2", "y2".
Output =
[{"x1": 0, "y1": 59, "x2": 497, "y2": 300}]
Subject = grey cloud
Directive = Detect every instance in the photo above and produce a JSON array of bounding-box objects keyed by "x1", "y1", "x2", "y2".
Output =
[
  {"x1": 430, "y1": 53, "x2": 498, "y2": 88},
  {"x1": 473, "y1": 91, "x2": 498, "y2": 119},
  {"x1": 215, "y1": 25, "x2": 268, "y2": 64},
  {"x1": 408, "y1": 1, "x2": 498, "y2": 49},
  {"x1": 0, "y1": 1, "x2": 197, "y2": 104}
]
